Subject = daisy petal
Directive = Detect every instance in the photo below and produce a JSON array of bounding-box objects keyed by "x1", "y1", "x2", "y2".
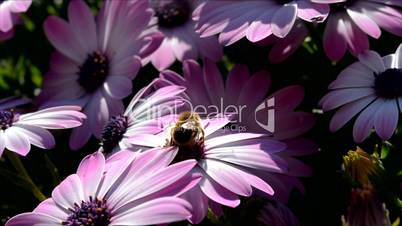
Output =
[
  {"x1": 112, "y1": 197, "x2": 192, "y2": 225},
  {"x1": 321, "y1": 88, "x2": 374, "y2": 111},
  {"x1": 181, "y1": 186, "x2": 209, "y2": 224},
  {"x1": 297, "y1": 1, "x2": 329, "y2": 22},
  {"x1": 353, "y1": 99, "x2": 383, "y2": 143},
  {"x1": 12, "y1": 125, "x2": 55, "y2": 150},
  {"x1": 5, "y1": 213, "x2": 60, "y2": 226},
  {"x1": 394, "y1": 43, "x2": 402, "y2": 68},
  {"x1": 347, "y1": 9, "x2": 381, "y2": 39},
  {"x1": 323, "y1": 14, "x2": 347, "y2": 61},
  {"x1": 358, "y1": 50, "x2": 385, "y2": 74},
  {"x1": 200, "y1": 175, "x2": 240, "y2": 208},
  {"x1": 18, "y1": 106, "x2": 86, "y2": 129},
  {"x1": 329, "y1": 95, "x2": 376, "y2": 132},
  {"x1": 271, "y1": 3, "x2": 297, "y2": 38},
  {"x1": 51, "y1": 174, "x2": 84, "y2": 210},
  {"x1": 104, "y1": 76, "x2": 132, "y2": 99},
  {"x1": 77, "y1": 151, "x2": 105, "y2": 198},
  {"x1": 33, "y1": 198, "x2": 67, "y2": 220},
  {"x1": 374, "y1": 100, "x2": 399, "y2": 140},
  {"x1": 0, "y1": 131, "x2": 5, "y2": 157},
  {"x1": 69, "y1": 120, "x2": 92, "y2": 150},
  {"x1": 43, "y1": 16, "x2": 84, "y2": 62},
  {"x1": 4, "y1": 128, "x2": 30, "y2": 156},
  {"x1": 68, "y1": 0, "x2": 97, "y2": 52},
  {"x1": 201, "y1": 159, "x2": 252, "y2": 196}
]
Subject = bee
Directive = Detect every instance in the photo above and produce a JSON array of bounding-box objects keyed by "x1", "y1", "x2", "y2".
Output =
[{"x1": 170, "y1": 112, "x2": 204, "y2": 146}]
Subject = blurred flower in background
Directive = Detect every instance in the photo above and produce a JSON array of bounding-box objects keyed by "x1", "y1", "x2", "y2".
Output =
[
  {"x1": 0, "y1": 0, "x2": 32, "y2": 40},
  {"x1": 342, "y1": 185, "x2": 391, "y2": 226},
  {"x1": 38, "y1": 0, "x2": 162, "y2": 150},
  {"x1": 194, "y1": 0, "x2": 328, "y2": 44},
  {"x1": 312, "y1": 0, "x2": 402, "y2": 60},
  {"x1": 144, "y1": 0, "x2": 222, "y2": 70},
  {"x1": 257, "y1": 20, "x2": 309, "y2": 63}
]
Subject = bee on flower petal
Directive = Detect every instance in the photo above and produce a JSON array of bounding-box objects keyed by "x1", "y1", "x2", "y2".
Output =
[{"x1": 170, "y1": 112, "x2": 204, "y2": 147}]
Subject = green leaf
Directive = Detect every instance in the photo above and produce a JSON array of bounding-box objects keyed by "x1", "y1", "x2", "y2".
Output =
[
  {"x1": 46, "y1": 5, "x2": 58, "y2": 15},
  {"x1": 29, "y1": 63, "x2": 42, "y2": 87},
  {"x1": 21, "y1": 14, "x2": 35, "y2": 32},
  {"x1": 392, "y1": 217, "x2": 400, "y2": 226},
  {"x1": 207, "y1": 209, "x2": 220, "y2": 224},
  {"x1": 381, "y1": 142, "x2": 392, "y2": 159},
  {"x1": 395, "y1": 198, "x2": 402, "y2": 208},
  {"x1": 222, "y1": 56, "x2": 234, "y2": 72}
]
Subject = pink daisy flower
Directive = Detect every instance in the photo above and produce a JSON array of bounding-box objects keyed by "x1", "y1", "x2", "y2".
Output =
[
  {"x1": 312, "y1": 0, "x2": 402, "y2": 60},
  {"x1": 193, "y1": 0, "x2": 329, "y2": 45},
  {"x1": 156, "y1": 60, "x2": 317, "y2": 201},
  {"x1": 0, "y1": 0, "x2": 32, "y2": 33},
  {"x1": 142, "y1": 0, "x2": 222, "y2": 71},
  {"x1": 320, "y1": 44, "x2": 402, "y2": 143},
  {"x1": 6, "y1": 149, "x2": 200, "y2": 226},
  {"x1": 0, "y1": 104, "x2": 85, "y2": 157},
  {"x1": 99, "y1": 80, "x2": 186, "y2": 154},
  {"x1": 39, "y1": 0, "x2": 162, "y2": 150},
  {"x1": 257, "y1": 20, "x2": 309, "y2": 63},
  {"x1": 133, "y1": 112, "x2": 289, "y2": 223},
  {"x1": 258, "y1": 201, "x2": 300, "y2": 226}
]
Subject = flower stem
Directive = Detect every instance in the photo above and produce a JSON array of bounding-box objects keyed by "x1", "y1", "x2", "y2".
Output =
[{"x1": 6, "y1": 152, "x2": 46, "y2": 201}]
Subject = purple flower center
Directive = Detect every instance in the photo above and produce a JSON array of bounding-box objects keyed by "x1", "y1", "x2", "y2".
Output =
[
  {"x1": 170, "y1": 112, "x2": 205, "y2": 163},
  {"x1": 78, "y1": 51, "x2": 109, "y2": 93},
  {"x1": 171, "y1": 127, "x2": 205, "y2": 162},
  {"x1": 330, "y1": 0, "x2": 357, "y2": 12},
  {"x1": 0, "y1": 110, "x2": 14, "y2": 130},
  {"x1": 62, "y1": 197, "x2": 111, "y2": 226},
  {"x1": 374, "y1": 68, "x2": 402, "y2": 99},
  {"x1": 151, "y1": 0, "x2": 191, "y2": 28},
  {"x1": 101, "y1": 115, "x2": 128, "y2": 153}
]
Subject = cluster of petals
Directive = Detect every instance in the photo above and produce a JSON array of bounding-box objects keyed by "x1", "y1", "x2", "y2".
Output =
[
  {"x1": 321, "y1": 44, "x2": 402, "y2": 143},
  {"x1": 133, "y1": 113, "x2": 289, "y2": 223},
  {"x1": 38, "y1": 0, "x2": 162, "y2": 150},
  {"x1": 156, "y1": 59, "x2": 317, "y2": 201},
  {"x1": 8, "y1": 0, "x2": 401, "y2": 224},
  {"x1": 144, "y1": 0, "x2": 223, "y2": 70},
  {"x1": 6, "y1": 150, "x2": 198, "y2": 226},
  {"x1": 0, "y1": 97, "x2": 85, "y2": 157},
  {"x1": 99, "y1": 80, "x2": 187, "y2": 154},
  {"x1": 313, "y1": 0, "x2": 402, "y2": 60},
  {"x1": 194, "y1": 0, "x2": 329, "y2": 45}
]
